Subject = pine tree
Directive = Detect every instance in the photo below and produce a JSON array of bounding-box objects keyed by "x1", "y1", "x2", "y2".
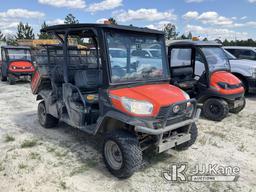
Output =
[
  {"x1": 16, "y1": 22, "x2": 35, "y2": 40},
  {"x1": 163, "y1": 23, "x2": 179, "y2": 40},
  {"x1": 108, "y1": 18, "x2": 117, "y2": 25},
  {"x1": 64, "y1": 14, "x2": 79, "y2": 24},
  {"x1": 38, "y1": 21, "x2": 52, "y2": 39},
  {"x1": 24, "y1": 23, "x2": 35, "y2": 39},
  {"x1": 187, "y1": 32, "x2": 193, "y2": 39},
  {"x1": 0, "y1": 30, "x2": 5, "y2": 41},
  {"x1": 16, "y1": 22, "x2": 25, "y2": 39}
]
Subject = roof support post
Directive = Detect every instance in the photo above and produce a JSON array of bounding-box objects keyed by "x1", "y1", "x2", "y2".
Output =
[{"x1": 63, "y1": 31, "x2": 69, "y2": 83}]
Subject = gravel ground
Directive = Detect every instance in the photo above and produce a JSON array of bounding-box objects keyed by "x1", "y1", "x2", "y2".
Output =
[{"x1": 0, "y1": 80, "x2": 255, "y2": 192}]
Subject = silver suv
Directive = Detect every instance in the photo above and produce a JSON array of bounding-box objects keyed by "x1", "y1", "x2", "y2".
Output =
[{"x1": 224, "y1": 46, "x2": 256, "y2": 61}]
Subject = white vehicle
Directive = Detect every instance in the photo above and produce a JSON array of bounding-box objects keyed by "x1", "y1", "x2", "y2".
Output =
[
  {"x1": 131, "y1": 48, "x2": 161, "y2": 59},
  {"x1": 224, "y1": 50, "x2": 256, "y2": 93},
  {"x1": 224, "y1": 46, "x2": 256, "y2": 61}
]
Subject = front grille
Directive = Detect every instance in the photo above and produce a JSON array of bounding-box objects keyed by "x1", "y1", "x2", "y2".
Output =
[
  {"x1": 229, "y1": 83, "x2": 242, "y2": 89},
  {"x1": 157, "y1": 102, "x2": 188, "y2": 119}
]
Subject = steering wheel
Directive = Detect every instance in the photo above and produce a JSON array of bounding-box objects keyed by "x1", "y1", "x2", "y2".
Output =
[
  {"x1": 112, "y1": 65, "x2": 126, "y2": 77},
  {"x1": 141, "y1": 66, "x2": 157, "y2": 76}
]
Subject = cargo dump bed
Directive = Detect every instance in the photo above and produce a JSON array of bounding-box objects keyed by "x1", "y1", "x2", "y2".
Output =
[{"x1": 31, "y1": 48, "x2": 52, "y2": 94}]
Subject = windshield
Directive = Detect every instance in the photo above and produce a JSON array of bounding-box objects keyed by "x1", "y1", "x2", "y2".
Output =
[
  {"x1": 7, "y1": 49, "x2": 31, "y2": 61},
  {"x1": 201, "y1": 47, "x2": 230, "y2": 72},
  {"x1": 224, "y1": 49, "x2": 237, "y2": 60},
  {"x1": 106, "y1": 32, "x2": 168, "y2": 83},
  {"x1": 109, "y1": 49, "x2": 127, "y2": 58}
]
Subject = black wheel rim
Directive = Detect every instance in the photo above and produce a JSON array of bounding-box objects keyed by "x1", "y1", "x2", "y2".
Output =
[{"x1": 209, "y1": 103, "x2": 221, "y2": 114}]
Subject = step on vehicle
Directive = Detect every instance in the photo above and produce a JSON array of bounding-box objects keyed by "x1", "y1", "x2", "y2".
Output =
[
  {"x1": 31, "y1": 24, "x2": 201, "y2": 178},
  {"x1": 0, "y1": 46, "x2": 35, "y2": 85},
  {"x1": 168, "y1": 40, "x2": 245, "y2": 121}
]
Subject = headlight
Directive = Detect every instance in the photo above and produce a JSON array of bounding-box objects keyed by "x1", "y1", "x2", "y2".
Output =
[
  {"x1": 181, "y1": 90, "x2": 190, "y2": 100},
  {"x1": 218, "y1": 82, "x2": 229, "y2": 89},
  {"x1": 121, "y1": 97, "x2": 153, "y2": 115},
  {"x1": 250, "y1": 66, "x2": 256, "y2": 78},
  {"x1": 181, "y1": 90, "x2": 192, "y2": 108}
]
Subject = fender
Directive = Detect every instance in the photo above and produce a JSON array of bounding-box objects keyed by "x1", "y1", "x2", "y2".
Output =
[
  {"x1": 231, "y1": 68, "x2": 251, "y2": 78},
  {"x1": 36, "y1": 90, "x2": 55, "y2": 114},
  {"x1": 93, "y1": 110, "x2": 153, "y2": 135}
]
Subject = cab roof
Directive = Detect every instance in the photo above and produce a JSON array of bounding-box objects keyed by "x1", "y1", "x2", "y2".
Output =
[
  {"x1": 41, "y1": 23, "x2": 164, "y2": 35},
  {"x1": 168, "y1": 40, "x2": 222, "y2": 47}
]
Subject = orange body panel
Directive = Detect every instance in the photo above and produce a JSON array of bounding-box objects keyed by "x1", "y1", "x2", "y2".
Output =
[
  {"x1": 31, "y1": 70, "x2": 41, "y2": 94},
  {"x1": 8, "y1": 61, "x2": 35, "y2": 73},
  {"x1": 210, "y1": 71, "x2": 244, "y2": 95},
  {"x1": 109, "y1": 83, "x2": 186, "y2": 117}
]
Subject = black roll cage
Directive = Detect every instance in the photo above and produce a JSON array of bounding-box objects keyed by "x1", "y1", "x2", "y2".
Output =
[
  {"x1": 42, "y1": 24, "x2": 169, "y2": 89},
  {"x1": 1, "y1": 46, "x2": 32, "y2": 62}
]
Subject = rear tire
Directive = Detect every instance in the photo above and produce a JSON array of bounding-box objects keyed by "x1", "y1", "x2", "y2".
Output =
[
  {"x1": 103, "y1": 129, "x2": 142, "y2": 179},
  {"x1": 175, "y1": 123, "x2": 198, "y2": 151},
  {"x1": 229, "y1": 98, "x2": 246, "y2": 114},
  {"x1": 38, "y1": 101, "x2": 58, "y2": 128},
  {"x1": 203, "y1": 98, "x2": 229, "y2": 121}
]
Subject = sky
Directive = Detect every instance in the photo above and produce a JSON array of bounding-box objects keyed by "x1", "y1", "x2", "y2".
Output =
[{"x1": 0, "y1": 0, "x2": 256, "y2": 40}]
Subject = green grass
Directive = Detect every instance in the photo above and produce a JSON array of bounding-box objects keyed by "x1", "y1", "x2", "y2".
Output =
[
  {"x1": 86, "y1": 158, "x2": 98, "y2": 168},
  {"x1": 0, "y1": 162, "x2": 5, "y2": 172},
  {"x1": 70, "y1": 165, "x2": 89, "y2": 176},
  {"x1": 18, "y1": 163, "x2": 27, "y2": 169},
  {"x1": 54, "y1": 150, "x2": 68, "y2": 158},
  {"x1": 205, "y1": 131, "x2": 226, "y2": 139},
  {"x1": 60, "y1": 181, "x2": 67, "y2": 190},
  {"x1": 4, "y1": 134, "x2": 15, "y2": 142},
  {"x1": 21, "y1": 139, "x2": 37, "y2": 148},
  {"x1": 29, "y1": 152, "x2": 41, "y2": 160},
  {"x1": 237, "y1": 143, "x2": 246, "y2": 152}
]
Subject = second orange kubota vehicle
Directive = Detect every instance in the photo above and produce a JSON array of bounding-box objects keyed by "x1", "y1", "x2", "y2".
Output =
[
  {"x1": 0, "y1": 46, "x2": 35, "y2": 85},
  {"x1": 168, "y1": 40, "x2": 245, "y2": 121}
]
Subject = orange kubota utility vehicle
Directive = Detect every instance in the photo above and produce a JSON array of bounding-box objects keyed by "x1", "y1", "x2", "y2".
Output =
[
  {"x1": 31, "y1": 24, "x2": 201, "y2": 178},
  {"x1": 168, "y1": 40, "x2": 245, "y2": 121},
  {"x1": 0, "y1": 46, "x2": 35, "y2": 85}
]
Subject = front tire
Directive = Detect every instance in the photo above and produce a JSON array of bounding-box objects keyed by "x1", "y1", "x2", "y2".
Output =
[
  {"x1": 103, "y1": 130, "x2": 142, "y2": 179},
  {"x1": 229, "y1": 98, "x2": 246, "y2": 114},
  {"x1": 176, "y1": 123, "x2": 198, "y2": 151},
  {"x1": 203, "y1": 98, "x2": 229, "y2": 121},
  {"x1": 8, "y1": 77, "x2": 16, "y2": 85},
  {"x1": 38, "y1": 101, "x2": 58, "y2": 128}
]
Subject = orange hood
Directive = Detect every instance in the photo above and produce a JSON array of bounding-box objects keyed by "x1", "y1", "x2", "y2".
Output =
[
  {"x1": 8, "y1": 61, "x2": 35, "y2": 73},
  {"x1": 109, "y1": 83, "x2": 187, "y2": 117},
  {"x1": 210, "y1": 71, "x2": 244, "y2": 95}
]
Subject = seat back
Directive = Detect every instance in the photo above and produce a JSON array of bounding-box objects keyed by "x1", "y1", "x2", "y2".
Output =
[
  {"x1": 74, "y1": 69, "x2": 102, "y2": 91},
  {"x1": 172, "y1": 67, "x2": 194, "y2": 82}
]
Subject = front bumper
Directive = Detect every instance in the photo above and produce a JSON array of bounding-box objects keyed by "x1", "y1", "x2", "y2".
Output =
[
  {"x1": 135, "y1": 108, "x2": 201, "y2": 153},
  {"x1": 246, "y1": 77, "x2": 256, "y2": 93},
  {"x1": 135, "y1": 109, "x2": 201, "y2": 135},
  {"x1": 8, "y1": 72, "x2": 33, "y2": 78}
]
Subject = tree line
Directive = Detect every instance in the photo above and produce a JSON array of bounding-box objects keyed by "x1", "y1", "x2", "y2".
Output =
[{"x1": 0, "y1": 14, "x2": 255, "y2": 47}]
